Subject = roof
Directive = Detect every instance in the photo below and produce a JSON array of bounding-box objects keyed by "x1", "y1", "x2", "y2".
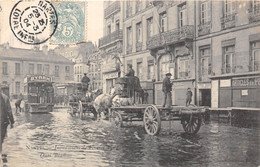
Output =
[{"x1": 0, "y1": 45, "x2": 74, "y2": 65}]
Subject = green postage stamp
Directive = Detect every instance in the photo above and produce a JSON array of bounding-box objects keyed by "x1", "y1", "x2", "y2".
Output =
[{"x1": 50, "y1": 1, "x2": 87, "y2": 44}]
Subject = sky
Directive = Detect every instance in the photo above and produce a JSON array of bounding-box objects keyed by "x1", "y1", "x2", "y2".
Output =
[{"x1": 0, "y1": 0, "x2": 104, "y2": 49}]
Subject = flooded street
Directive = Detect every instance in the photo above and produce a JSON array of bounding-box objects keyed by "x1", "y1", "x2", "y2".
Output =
[{"x1": 2, "y1": 108, "x2": 260, "y2": 167}]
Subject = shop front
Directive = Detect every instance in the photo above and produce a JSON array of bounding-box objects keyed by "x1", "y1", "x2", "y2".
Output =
[{"x1": 210, "y1": 73, "x2": 260, "y2": 108}]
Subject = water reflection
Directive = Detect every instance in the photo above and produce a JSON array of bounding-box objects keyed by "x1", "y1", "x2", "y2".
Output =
[{"x1": 2, "y1": 110, "x2": 260, "y2": 167}]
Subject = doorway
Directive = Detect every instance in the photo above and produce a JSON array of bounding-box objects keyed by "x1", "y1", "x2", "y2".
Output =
[{"x1": 199, "y1": 89, "x2": 211, "y2": 107}]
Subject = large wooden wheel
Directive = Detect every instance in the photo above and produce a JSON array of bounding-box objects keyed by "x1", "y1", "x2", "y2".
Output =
[
  {"x1": 110, "y1": 111, "x2": 123, "y2": 127},
  {"x1": 79, "y1": 101, "x2": 83, "y2": 120},
  {"x1": 143, "y1": 105, "x2": 161, "y2": 135},
  {"x1": 182, "y1": 114, "x2": 202, "y2": 134}
]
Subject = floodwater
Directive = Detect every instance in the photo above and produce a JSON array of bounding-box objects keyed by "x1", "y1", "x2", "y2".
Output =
[{"x1": 2, "y1": 108, "x2": 260, "y2": 167}]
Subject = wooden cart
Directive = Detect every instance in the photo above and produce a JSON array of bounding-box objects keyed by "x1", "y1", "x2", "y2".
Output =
[{"x1": 109, "y1": 104, "x2": 205, "y2": 135}]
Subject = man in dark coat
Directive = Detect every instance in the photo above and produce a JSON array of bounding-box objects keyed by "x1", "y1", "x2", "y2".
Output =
[
  {"x1": 1, "y1": 92, "x2": 14, "y2": 147},
  {"x1": 162, "y1": 73, "x2": 173, "y2": 108},
  {"x1": 125, "y1": 64, "x2": 135, "y2": 77},
  {"x1": 81, "y1": 73, "x2": 90, "y2": 95}
]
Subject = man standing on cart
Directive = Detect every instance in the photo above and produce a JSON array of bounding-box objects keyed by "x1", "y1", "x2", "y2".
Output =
[
  {"x1": 125, "y1": 64, "x2": 135, "y2": 104},
  {"x1": 81, "y1": 73, "x2": 90, "y2": 96},
  {"x1": 162, "y1": 73, "x2": 173, "y2": 108}
]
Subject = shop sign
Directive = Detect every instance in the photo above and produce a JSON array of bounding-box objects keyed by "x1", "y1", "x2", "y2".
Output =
[
  {"x1": 104, "y1": 72, "x2": 118, "y2": 79},
  {"x1": 26, "y1": 75, "x2": 52, "y2": 82},
  {"x1": 232, "y1": 77, "x2": 260, "y2": 87},
  {"x1": 220, "y1": 79, "x2": 231, "y2": 87}
]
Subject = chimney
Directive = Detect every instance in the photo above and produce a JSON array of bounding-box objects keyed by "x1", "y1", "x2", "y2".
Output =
[{"x1": 42, "y1": 45, "x2": 48, "y2": 55}]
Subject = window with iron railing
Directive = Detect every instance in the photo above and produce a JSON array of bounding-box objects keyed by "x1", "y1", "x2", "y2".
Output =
[
  {"x1": 250, "y1": 41, "x2": 260, "y2": 72},
  {"x1": 178, "y1": 3, "x2": 187, "y2": 28},
  {"x1": 200, "y1": 1, "x2": 211, "y2": 24},
  {"x1": 160, "y1": 12, "x2": 167, "y2": 33}
]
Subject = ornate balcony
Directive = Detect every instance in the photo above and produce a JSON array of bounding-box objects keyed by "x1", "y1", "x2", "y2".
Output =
[
  {"x1": 99, "y1": 30, "x2": 123, "y2": 48},
  {"x1": 136, "y1": 42, "x2": 142, "y2": 52},
  {"x1": 104, "y1": 1, "x2": 120, "y2": 19},
  {"x1": 221, "y1": 13, "x2": 236, "y2": 30},
  {"x1": 249, "y1": 61, "x2": 260, "y2": 72},
  {"x1": 146, "y1": 25, "x2": 194, "y2": 50},
  {"x1": 248, "y1": 6, "x2": 260, "y2": 23},
  {"x1": 198, "y1": 21, "x2": 211, "y2": 36}
]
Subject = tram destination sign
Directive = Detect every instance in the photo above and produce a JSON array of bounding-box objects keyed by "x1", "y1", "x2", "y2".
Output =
[
  {"x1": 27, "y1": 75, "x2": 52, "y2": 82},
  {"x1": 232, "y1": 77, "x2": 260, "y2": 87}
]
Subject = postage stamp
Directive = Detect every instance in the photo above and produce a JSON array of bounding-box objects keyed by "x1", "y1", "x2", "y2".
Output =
[
  {"x1": 49, "y1": 1, "x2": 86, "y2": 44},
  {"x1": 9, "y1": 0, "x2": 58, "y2": 45}
]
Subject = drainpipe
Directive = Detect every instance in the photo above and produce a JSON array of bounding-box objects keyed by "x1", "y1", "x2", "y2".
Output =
[{"x1": 194, "y1": 1, "x2": 198, "y2": 106}]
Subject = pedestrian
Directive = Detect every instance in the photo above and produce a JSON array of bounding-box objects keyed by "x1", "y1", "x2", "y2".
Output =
[
  {"x1": 186, "y1": 88, "x2": 193, "y2": 106},
  {"x1": 162, "y1": 73, "x2": 173, "y2": 108},
  {"x1": 15, "y1": 98, "x2": 22, "y2": 113},
  {"x1": 143, "y1": 90, "x2": 149, "y2": 104},
  {"x1": 81, "y1": 73, "x2": 90, "y2": 96},
  {"x1": 0, "y1": 92, "x2": 15, "y2": 156}
]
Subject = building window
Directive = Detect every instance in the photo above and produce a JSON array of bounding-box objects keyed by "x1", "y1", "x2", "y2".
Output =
[
  {"x1": 147, "y1": 59, "x2": 154, "y2": 80},
  {"x1": 200, "y1": 1, "x2": 211, "y2": 24},
  {"x1": 250, "y1": 41, "x2": 260, "y2": 71},
  {"x1": 200, "y1": 47, "x2": 211, "y2": 79},
  {"x1": 126, "y1": 0, "x2": 132, "y2": 18},
  {"x1": 2, "y1": 62, "x2": 8, "y2": 75},
  {"x1": 65, "y1": 66, "x2": 70, "y2": 77},
  {"x1": 137, "y1": 61, "x2": 143, "y2": 80},
  {"x1": 136, "y1": 22, "x2": 142, "y2": 42},
  {"x1": 15, "y1": 82, "x2": 20, "y2": 94},
  {"x1": 127, "y1": 26, "x2": 132, "y2": 52},
  {"x1": 136, "y1": 0, "x2": 141, "y2": 13},
  {"x1": 107, "y1": 24, "x2": 111, "y2": 35},
  {"x1": 147, "y1": 17, "x2": 153, "y2": 39},
  {"x1": 178, "y1": 3, "x2": 187, "y2": 27},
  {"x1": 2, "y1": 81, "x2": 8, "y2": 85},
  {"x1": 15, "y1": 63, "x2": 21, "y2": 75},
  {"x1": 55, "y1": 65, "x2": 59, "y2": 77},
  {"x1": 160, "y1": 12, "x2": 167, "y2": 33},
  {"x1": 224, "y1": 0, "x2": 236, "y2": 16},
  {"x1": 178, "y1": 57, "x2": 189, "y2": 79},
  {"x1": 116, "y1": 20, "x2": 120, "y2": 31},
  {"x1": 44, "y1": 64, "x2": 49, "y2": 75},
  {"x1": 29, "y1": 64, "x2": 34, "y2": 75},
  {"x1": 159, "y1": 55, "x2": 171, "y2": 80},
  {"x1": 146, "y1": 1, "x2": 152, "y2": 8},
  {"x1": 37, "y1": 64, "x2": 42, "y2": 74},
  {"x1": 222, "y1": 45, "x2": 235, "y2": 74},
  {"x1": 252, "y1": 0, "x2": 260, "y2": 13}
]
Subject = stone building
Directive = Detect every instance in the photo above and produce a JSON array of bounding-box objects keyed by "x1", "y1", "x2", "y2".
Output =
[
  {"x1": 98, "y1": 1, "x2": 123, "y2": 93},
  {"x1": 195, "y1": 0, "x2": 260, "y2": 108},
  {"x1": 0, "y1": 43, "x2": 74, "y2": 98}
]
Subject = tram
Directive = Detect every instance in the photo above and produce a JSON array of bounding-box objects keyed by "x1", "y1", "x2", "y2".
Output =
[{"x1": 24, "y1": 75, "x2": 54, "y2": 113}]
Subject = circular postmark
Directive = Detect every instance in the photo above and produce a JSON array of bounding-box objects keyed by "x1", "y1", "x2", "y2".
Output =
[{"x1": 9, "y1": 0, "x2": 58, "y2": 45}]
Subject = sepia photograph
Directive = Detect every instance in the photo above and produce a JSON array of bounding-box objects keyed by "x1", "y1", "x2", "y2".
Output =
[{"x1": 0, "y1": 0, "x2": 259, "y2": 166}]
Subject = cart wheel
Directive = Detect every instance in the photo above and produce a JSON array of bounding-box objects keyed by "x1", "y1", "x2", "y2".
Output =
[
  {"x1": 110, "y1": 111, "x2": 123, "y2": 127},
  {"x1": 79, "y1": 101, "x2": 83, "y2": 120},
  {"x1": 182, "y1": 114, "x2": 202, "y2": 134},
  {"x1": 143, "y1": 105, "x2": 161, "y2": 135}
]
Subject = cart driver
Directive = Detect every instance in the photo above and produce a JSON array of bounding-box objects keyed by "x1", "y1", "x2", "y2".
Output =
[{"x1": 81, "y1": 73, "x2": 90, "y2": 96}]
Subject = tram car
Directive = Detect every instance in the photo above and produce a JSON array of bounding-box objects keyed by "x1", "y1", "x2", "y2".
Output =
[{"x1": 24, "y1": 75, "x2": 54, "y2": 113}]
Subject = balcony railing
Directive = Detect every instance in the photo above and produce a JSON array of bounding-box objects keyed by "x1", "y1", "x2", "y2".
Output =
[
  {"x1": 146, "y1": 25, "x2": 194, "y2": 50},
  {"x1": 99, "y1": 30, "x2": 123, "y2": 48},
  {"x1": 198, "y1": 21, "x2": 211, "y2": 36},
  {"x1": 136, "y1": 42, "x2": 142, "y2": 52},
  {"x1": 221, "y1": 13, "x2": 236, "y2": 30},
  {"x1": 221, "y1": 65, "x2": 236, "y2": 74},
  {"x1": 248, "y1": 5, "x2": 260, "y2": 23},
  {"x1": 249, "y1": 61, "x2": 260, "y2": 72},
  {"x1": 104, "y1": 1, "x2": 120, "y2": 19}
]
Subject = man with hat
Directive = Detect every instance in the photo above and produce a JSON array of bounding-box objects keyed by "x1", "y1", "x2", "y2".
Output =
[
  {"x1": 125, "y1": 64, "x2": 135, "y2": 77},
  {"x1": 81, "y1": 73, "x2": 90, "y2": 96},
  {"x1": 162, "y1": 73, "x2": 173, "y2": 108}
]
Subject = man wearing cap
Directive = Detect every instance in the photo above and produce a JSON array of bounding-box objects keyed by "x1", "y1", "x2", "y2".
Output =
[
  {"x1": 81, "y1": 73, "x2": 90, "y2": 96},
  {"x1": 162, "y1": 73, "x2": 173, "y2": 108},
  {"x1": 125, "y1": 64, "x2": 135, "y2": 77}
]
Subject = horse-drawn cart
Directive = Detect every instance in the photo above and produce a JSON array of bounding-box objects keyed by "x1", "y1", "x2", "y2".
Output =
[
  {"x1": 68, "y1": 83, "x2": 100, "y2": 119},
  {"x1": 109, "y1": 77, "x2": 207, "y2": 135}
]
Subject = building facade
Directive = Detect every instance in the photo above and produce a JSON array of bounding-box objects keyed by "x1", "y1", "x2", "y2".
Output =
[
  {"x1": 99, "y1": 1, "x2": 124, "y2": 94},
  {"x1": 0, "y1": 43, "x2": 74, "y2": 98},
  {"x1": 195, "y1": 0, "x2": 260, "y2": 108}
]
